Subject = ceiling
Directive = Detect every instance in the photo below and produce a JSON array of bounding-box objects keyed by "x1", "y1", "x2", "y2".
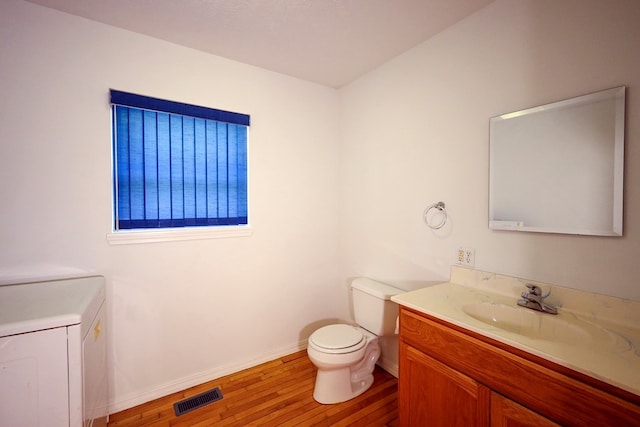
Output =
[{"x1": 25, "y1": 0, "x2": 493, "y2": 88}]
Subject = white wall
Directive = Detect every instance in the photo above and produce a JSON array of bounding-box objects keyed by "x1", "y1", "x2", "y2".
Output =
[
  {"x1": 0, "y1": 0, "x2": 348, "y2": 412},
  {"x1": 339, "y1": 0, "x2": 640, "y2": 300}
]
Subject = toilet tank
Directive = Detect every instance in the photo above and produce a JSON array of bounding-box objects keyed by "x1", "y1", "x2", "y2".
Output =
[{"x1": 351, "y1": 278, "x2": 403, "y2": 336}]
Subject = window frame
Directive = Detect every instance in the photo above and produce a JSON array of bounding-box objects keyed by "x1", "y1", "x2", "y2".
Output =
[{"x1": 107, "y1": 90, "x2": 252, "y2": 244}]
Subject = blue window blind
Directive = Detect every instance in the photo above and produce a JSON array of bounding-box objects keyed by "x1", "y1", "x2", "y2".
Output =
[{"x1": 111, "y1": 90, "x2": 249, "y2": 230}]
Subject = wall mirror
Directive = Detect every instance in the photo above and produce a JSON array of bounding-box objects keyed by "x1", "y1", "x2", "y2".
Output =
[{"x1": 489, "y1": 86, "x2": 625, "y2": 236}]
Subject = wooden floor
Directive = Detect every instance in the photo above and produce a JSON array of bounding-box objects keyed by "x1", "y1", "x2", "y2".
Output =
[{"x1": 107, "y1": 350, "x2": 398, "y2": 427}]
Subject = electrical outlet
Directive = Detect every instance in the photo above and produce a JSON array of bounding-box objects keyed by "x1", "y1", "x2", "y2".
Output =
[{"x1": 456, "y1": 246, "x2": 475, "y2": 267}]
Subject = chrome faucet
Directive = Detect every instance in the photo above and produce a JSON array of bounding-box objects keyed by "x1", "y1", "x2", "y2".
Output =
[{"x1": 517, "y1": 284, "x2": 557, "y2": 315}]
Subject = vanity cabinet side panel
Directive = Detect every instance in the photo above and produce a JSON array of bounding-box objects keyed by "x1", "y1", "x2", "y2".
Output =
[
  {"x1": 399, "y1": 340, "x2": 490, "y2": 427},
  {"x1": 399, "y1": 307, "x2": 640, "y2": 427}
]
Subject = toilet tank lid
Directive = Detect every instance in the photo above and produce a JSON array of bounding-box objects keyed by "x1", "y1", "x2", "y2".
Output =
[{"x1": 351, "y1": 278, "x2": 403, "y2": 300}]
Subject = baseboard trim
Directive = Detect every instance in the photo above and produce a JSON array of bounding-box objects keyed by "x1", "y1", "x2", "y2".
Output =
[
  {"x1": 109, "y1": 340, "x2": 308, "y2": 414},
  {"x1": 377, "y1": 358, "x2": 398, "y2": 378}
]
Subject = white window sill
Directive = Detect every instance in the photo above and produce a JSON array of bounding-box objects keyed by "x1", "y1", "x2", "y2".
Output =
[{"x1": 106, "y1": 225, "x2": 253, "y2": 245}]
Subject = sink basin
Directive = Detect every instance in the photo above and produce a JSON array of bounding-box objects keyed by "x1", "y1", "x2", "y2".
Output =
[{"x1": 462, "y1": 302, "x2": 617, "y2": 347}]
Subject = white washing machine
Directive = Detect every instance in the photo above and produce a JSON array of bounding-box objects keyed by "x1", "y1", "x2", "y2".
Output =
[{"x1": 0, "y1": 276, "x2": 107, "y2": 427}]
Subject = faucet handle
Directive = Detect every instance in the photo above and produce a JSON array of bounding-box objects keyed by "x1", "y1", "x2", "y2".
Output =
[{"x1": 525, "y1": 284, "x2": 542, "y2": 296}]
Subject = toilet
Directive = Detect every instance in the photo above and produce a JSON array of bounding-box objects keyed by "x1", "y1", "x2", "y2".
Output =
[{"x1": 307, "y1": 278, "x2": 402, "y2": 404}]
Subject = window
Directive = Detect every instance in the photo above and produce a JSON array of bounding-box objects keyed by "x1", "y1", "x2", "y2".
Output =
[{"x1": 110, "y1": 90, "x2": 250, "y2": 232}]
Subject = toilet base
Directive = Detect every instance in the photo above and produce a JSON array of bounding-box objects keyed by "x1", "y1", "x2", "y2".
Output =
[{"x1": 313, "y1": 366, "x2": 375, "y2": 404}]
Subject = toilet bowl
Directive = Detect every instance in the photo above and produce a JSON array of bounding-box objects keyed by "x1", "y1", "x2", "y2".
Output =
[
  {"x1": 307, "y1": 324, "x2": 380, "y2": 404},
  {"x1": 307, "y1": 278, "x2": 402, "y2": 404}
]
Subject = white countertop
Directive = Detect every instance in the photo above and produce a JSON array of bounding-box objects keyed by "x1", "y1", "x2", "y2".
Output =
[
  {"x1": 391, "y1": 267, "x2": 640, "y2": 397},
  {"x1": 0, "y1": 276, "x2": 106, "y2": 337}
]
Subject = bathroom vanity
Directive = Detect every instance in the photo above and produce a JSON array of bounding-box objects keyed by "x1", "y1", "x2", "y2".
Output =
[{"x1": 392, "y1": 267, "x2": 640, "y2": 426}]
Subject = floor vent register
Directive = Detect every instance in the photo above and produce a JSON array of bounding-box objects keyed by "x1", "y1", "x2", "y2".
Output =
[{"x1": 173, "y1": 387, "x2": 223, "y2": 416}]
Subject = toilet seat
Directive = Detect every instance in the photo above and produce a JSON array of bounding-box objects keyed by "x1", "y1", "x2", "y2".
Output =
[{"x1": 309, "y1": 324, "x2": 366, "y2": 354}]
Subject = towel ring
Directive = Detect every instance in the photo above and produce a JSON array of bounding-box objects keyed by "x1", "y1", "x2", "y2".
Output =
[{"x1": 423, "y1": 201, "x2": 447, "y2": 229}]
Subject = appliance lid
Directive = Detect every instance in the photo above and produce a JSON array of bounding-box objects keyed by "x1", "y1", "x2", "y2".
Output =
[
  {"x1": 0, "y1": 276, "x2": 105, "y2": 337},
  {"x1": 309, "y1": 324, "x2": 365, "y2": 350}
]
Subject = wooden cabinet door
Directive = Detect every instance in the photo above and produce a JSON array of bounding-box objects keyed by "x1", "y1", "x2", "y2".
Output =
[
  {"x1": 491, "y1": 392, "x2": 559, "y2": 427},
  {"x1": 399, "y1": 343, "x2": 490, "y2": 427}
]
